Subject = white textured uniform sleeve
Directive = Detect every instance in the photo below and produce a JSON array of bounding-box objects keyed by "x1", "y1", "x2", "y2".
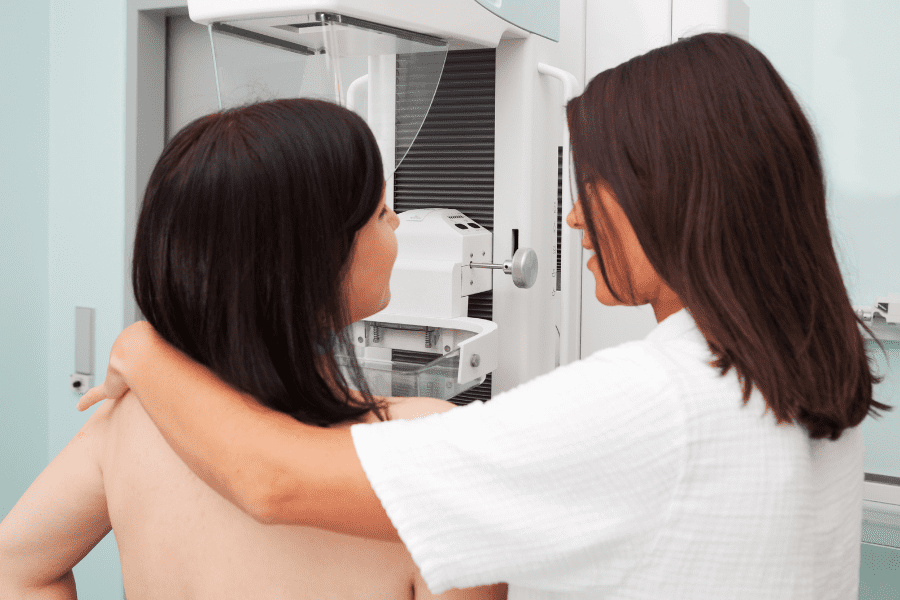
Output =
[{"x1": 350, "y1": 343, "x2": 687, "y2": 595}]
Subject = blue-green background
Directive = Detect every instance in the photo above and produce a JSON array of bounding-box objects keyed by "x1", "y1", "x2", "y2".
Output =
[{"x1": 2, "y1": 0, "x2": 897, "y2": 597}]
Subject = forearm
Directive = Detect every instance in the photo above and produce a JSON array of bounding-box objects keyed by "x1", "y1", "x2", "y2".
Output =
[{"x1": 114, "y1": 322, "x2": 399, "y2": 540}]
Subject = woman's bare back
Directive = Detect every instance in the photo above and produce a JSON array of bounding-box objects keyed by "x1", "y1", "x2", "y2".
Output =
[{"x1": 97, "y1": 392, "x2": 504, "y2": 600}]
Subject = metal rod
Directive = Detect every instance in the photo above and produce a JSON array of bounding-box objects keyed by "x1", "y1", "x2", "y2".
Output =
[
  {"x1": 369, "y1": 322, "x2": 426, "y2": 332},
  {"x1": 208, "y1": 25, "x2": 222, "y2": 110},
  {"x1": 211, "y1": 22, "x2": 318, "y2": 56},
  {"x1": 469, "y1": 262, "x2": 503, "y2": 269},
  {"x1": 313, "y1": 12, "x2": 447, "y2": 47}
]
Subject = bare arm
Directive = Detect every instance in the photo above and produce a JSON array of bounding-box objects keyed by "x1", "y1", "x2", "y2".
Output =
[
  {"x1": 100, "y1": 321, "x2": 401, "y2": 541},
  {"x1": 0, "y1": 403, "x2": 114, "y2": 599}
]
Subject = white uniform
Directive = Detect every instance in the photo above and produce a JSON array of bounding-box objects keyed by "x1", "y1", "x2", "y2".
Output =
[{"x1": 351, "y1": 309, "x2": 864, "y2": 599}]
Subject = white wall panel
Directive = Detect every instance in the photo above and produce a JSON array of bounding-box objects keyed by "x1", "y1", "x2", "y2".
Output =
[
  {"x1": 585, "y1": 0, "x2": 670, "y2": 80},
  {"x1": 580, "y1": 0, "x2": 671, "y2": 358}
]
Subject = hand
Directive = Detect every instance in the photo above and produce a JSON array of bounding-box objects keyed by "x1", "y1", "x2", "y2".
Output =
[
  {"x1": 76, "y1": 380, "x2": 128, "y2": 412},
  {"x1": 76, "y1": 365, "x2": 129, "y2": 411},
  {"x1": 75, "y1": 320, "x2": 152, "y2": 411}
]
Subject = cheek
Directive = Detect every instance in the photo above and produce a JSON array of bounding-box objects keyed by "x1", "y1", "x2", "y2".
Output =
[
  {"x1": 586, "y1": 252, "x2": 619, "y2": 303},
  {"x1": 377, "y1": 231, "x2": 397, "y2": 306},
  {"x1": 367, "y1": 229, "x2": 396, "y2": 299},
  {"x1": 384, "y1": 229, "x2": 398, "y2": 273},
  {"x1": 388, "y1": 228, "x2": 398, "y2": 261}
]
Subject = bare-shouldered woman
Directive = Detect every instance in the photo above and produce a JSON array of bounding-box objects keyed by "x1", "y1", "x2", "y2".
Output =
[
  {"x1": 0, "y1": 99, "x2": 506, "y2": 599},
  {"x1": 88, "y1": 392, "x2": 494, "y2": 599}
]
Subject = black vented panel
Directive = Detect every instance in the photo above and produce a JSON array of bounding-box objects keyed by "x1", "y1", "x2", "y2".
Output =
[
  {"x1": 393, "y1": 49, "x2": 496, "y2": 405},
  {"x1": 557, "y1": 146, "x2": 563, "y2": 291},
  {"x1": 394, "y1": 49, "x2": 496, "y2": 230},
  {"x1": 466, "y1": 290, "x2": 493, "y2": 321}
]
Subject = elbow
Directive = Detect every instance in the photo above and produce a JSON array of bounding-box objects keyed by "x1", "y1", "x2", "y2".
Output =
[
  {"x1": 245, "y1": 491, "x2": 279, "y2": 525},
  {"x1": 201, "y1": 448, "x2": 297, "y2": 525},
  {"x1": 225, "y1": 475, "x2": 278, "y2": 525},
  {"x1": 239, "y1": 469, "x2": 292, "y2": 526},
  {"x1": 205, "y1": 455, "x2": 287, "y2": 524},
  {"x1": 246, "y1": 465, "x2": 313, "y2": 526},
  {"x1": 194, "y1": 466, "x2": 275, "y2": 524}
]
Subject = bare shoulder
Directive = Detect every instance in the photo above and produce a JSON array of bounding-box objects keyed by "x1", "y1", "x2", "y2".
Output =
[
  {"x1": 83, "y1": 392, "x2": 147, "y2": 458},
  {"x1": 85, "y1": 393, "x2": 126, "y2": 423},
  {"x1": 384, "y1": 396, "x2": 457, "y2": 421},
  {"x1": 71, "y1": 394, "x2": 122, "y2": 451}
]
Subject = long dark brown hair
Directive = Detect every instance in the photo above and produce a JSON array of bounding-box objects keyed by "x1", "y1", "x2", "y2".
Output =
[
  {"x1": 133, "y1": 98, "x2": 389, "y2": 427},
  {"x1": 567, "y1": 32, "x2": 892, "y2": 441}
]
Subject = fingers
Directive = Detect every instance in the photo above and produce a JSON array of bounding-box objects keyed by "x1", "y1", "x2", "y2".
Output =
[{"x1": 76, "y1": 386, "x2": 107, "y2": 412}]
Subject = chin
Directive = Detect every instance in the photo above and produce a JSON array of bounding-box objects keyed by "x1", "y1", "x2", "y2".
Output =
[{"x1": 594, "y1": 286, "x2": 622, "y2": 307}]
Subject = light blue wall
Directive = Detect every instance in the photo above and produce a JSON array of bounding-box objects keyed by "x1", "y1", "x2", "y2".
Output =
[
  {"x1": 3, "y1": 1, "x2": 136, "y2": 594},
  {"x1": 4, "y1": 1, "x2": 897, "y2": 597},
  {"x1": 474, "y1": 0, "x2": 560, "y2": 41},
  {"x1": 810, "y1": 1, "x2": 900, "y2": 308},
  {"x1": 46, "y1": 0, "x2": 127, "y2": 596},
  {"x1": 1, "y1": 3, "x2": 50, "y2": 520},
  {"x1": 744, "y1": 4, "x2": 900, "y2": 595},
  {"x1": 743, "y1": 0, "x2": 900, "y2": 308},
  {"x1": 744, "y1": 0, "x2": 900, "y2": 471}
]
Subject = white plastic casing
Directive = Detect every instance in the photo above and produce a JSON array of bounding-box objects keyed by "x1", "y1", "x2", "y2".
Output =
[
  {"x1": 672, "y1": 0, "x2": 750, "y2": 41},
  {"x1": 876, "y1": 295, "x2": 900, "y2": 325},
  {"x1": 351, "y1": 313, "x2": 498, "y2": 385},
  {"x1": 380, "y1": 208, "x2": 492, "y2": 319},
  {"x1": 359, "y1": 208, "x2": 498, "y2": 385},
  {"x1": 187, "y1": 0, "x2": 528, "y2": 48}
]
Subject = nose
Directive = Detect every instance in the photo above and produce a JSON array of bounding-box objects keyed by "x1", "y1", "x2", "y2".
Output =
[
  {"x1": 566, "y1": 201, "x2": 583, "y2": 230},
  {"x1": 566, "y1": 201, "x2": 593, "y2": 250}
]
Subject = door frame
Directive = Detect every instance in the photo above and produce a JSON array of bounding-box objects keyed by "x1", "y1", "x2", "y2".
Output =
[{"x1": 124, "y1": 0, "x2": 188, "y2": 326}]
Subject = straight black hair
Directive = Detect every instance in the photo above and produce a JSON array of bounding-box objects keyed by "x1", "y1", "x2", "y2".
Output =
[
  {"x1": 133, "y1": 98, "x2": 389, "y2": 427},
  {"x1": 567, "y1": 33, "x2": 892, "y2": 441}
]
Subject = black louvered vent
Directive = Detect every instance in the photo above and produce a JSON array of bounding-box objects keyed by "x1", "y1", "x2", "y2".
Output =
[
  {"x1": 393, "y1": 49, "x2": 496, "y2": 405},
  {"x1": 557, "y1": 146, "x2": 563, "y2": 291}
]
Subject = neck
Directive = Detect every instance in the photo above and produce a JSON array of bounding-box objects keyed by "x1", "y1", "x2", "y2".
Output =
[{"x1": 650, "y1": 285, "x2": 685, "y2": 323}]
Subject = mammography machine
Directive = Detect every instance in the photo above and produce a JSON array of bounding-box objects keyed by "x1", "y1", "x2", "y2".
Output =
[
  {"x1": 184, "y1": 0, "x2": 750, "y2": 403},
  {"x1": 186, "y1": 0, "x2": 585, "y2": 403}
]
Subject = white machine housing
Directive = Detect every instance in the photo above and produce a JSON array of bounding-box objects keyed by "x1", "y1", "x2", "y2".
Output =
[
  {"x1": 186, "y1": 0, "x2": 588, "y2": 398},
  {"x1": 382, "y1": 208, "x2": 493, "y2": 318},
  {"x1": 350, "y1": 209, "x2": 499, "y2": 386},
  {"x1": 187, "y1": 0, "x2": 529, "y2": 49},
  {"x1": 184, "y1": 0, "x2": 752, "y2": 400},
  {"x1": 875, "y1": 295, "x2": 900, "y2": 325}
]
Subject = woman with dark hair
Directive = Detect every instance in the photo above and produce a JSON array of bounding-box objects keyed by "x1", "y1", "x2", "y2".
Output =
[
  {"x1": 64, "y1": 33, "x2": 890, "y2": 599},
  {"x1": 0, "y1": 99, "x2": 506, "y2": 599}
]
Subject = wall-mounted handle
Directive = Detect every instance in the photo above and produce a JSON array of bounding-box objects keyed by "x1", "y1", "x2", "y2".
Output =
[
  {"x1": 538, "y1": 63, "x2": 582, "y2": 366},
  {"x1": 71, "y1": 307, "x2": 94, "y2": 394}
]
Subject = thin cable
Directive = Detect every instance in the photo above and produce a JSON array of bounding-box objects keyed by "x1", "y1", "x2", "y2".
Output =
[{"x1": 208, "y1": 24, "x2": 222, "y2": 110}]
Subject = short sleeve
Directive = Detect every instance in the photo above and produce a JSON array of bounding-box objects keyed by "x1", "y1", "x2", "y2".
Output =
[{"x1": 350, "y1": 343, "x2": 687, "y2": 595}]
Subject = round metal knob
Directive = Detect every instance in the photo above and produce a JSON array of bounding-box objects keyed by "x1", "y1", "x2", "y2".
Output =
[
  {"x1": 503, "y1": 248, "x2": 538, "y2": 289},
  {"x1": 468, "y1": 247, "x2": 539, "y2": 289}
]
